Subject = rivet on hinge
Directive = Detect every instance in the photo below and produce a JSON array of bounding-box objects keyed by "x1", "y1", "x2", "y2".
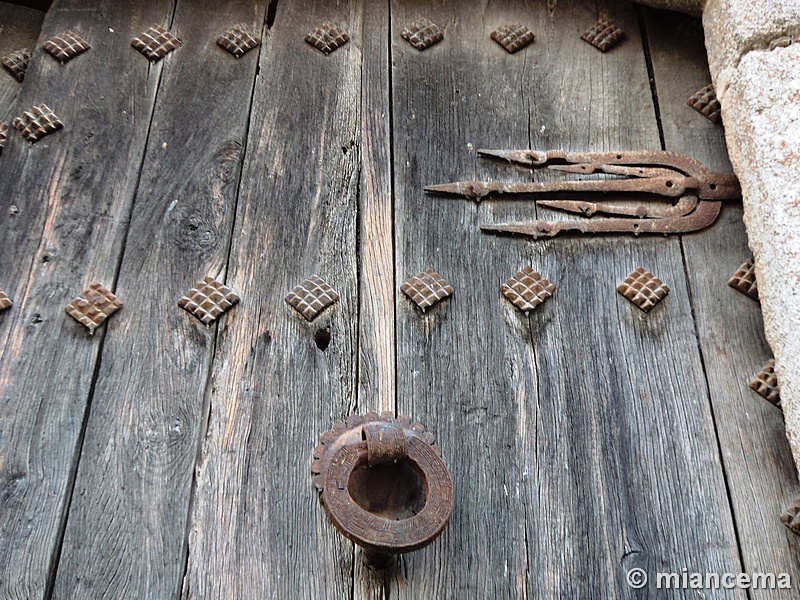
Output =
[
  {"x1": 617, "y1": 267, "x2": 669, "y2": 312},
  {"x1": 687, "y1": 84, "x2": 721, "y2": 124},
  {"x1": 780, "y1": 497, "x2": 800, "y2": 534},
  {"x1": 131, "y1": 24, "x2": 182, "y2": 62},
  {"x1": 500, "y1": 267, "x2": 555, "y2": 313},
  {"x1": 580, "y1": 18, "x2": 625, "y2": 52},
  {"x1": 178, "y1": 276, "x2": 240, "y2": 325},
  {"x1": 13, "y1": 104, "x2": 63, "y2": 143},
  {"x1": 305, "y1": 22, "x2": 349, "y2": 55},
  {"x1": 2, "y1": 48, "x2": 32, "y2": 82},
  {"x1": 491, "y1": 23, "x2": 535, "y2": 54},
  {"x1": 285, "y1": 275, "x2": 339, "y2": 321},
  {"x1": 0, "y1": 121, "x2": 8, "y2": 153},
  {"x1": 401, "y1": 18, "x2": 444, "y2": 51},
  {"x1": 401, "y1": 269, "x2": 453, "y2": 312},
  {"x1": 0, "y1": 289, "x2": 12, "y2": 312},
  {"x1": 728, "y1": 257, "x2": 758, "y2": 301},
  {"x1": 749, "y1": 359, "x2": 780, "y2": 407},
  {"x1": 216, "y1": 25, "x2": 260, "y2": 58},
  {"x1": 43, "y1": 30, "x2": 90, "y2": 64},
  {"x1": 65, "y1": 282, "x2": 122, "y2": 334}
]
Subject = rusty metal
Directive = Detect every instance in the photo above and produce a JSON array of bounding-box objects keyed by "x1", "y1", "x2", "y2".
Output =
[
  {"x1": 426, "y1": 149, "x2": 740, "y2": 239},
  {"x1": 728, "y1": 257, "x2": 758, "y2": 301},
  {"x1": 311, "y1": 412, "x2": 453, "y2": 567},
  {"x1": 401, "y1": 18, "x2": 444, "y2": 51},
  {"x1": 617, "y1": 267, "x2": 669, "y2": 312},
  {"x1": 43, "y1": 31, "x2": 90, "y2": 63},
  {"x1": 0, "y1": 290, "x2": 11, "y2": 312},
  {"x1": 178, "y1": 276, "x2": 240, "y2": 325},
  {"x1": 285, "y1": 275, "x2": 339, "y2": 321},
  {"x1": 491, "y1": 23, "x2": 535, "y2": 54},
  {"x1": 65, "y1": 282, "x2": 122, "y2": 334},
  {"x1": 0, "y1": 121, "x2": 7, "y2": 153},
  {"x1": 781, "y1": 498, "x2": 800, "y2": 534},
  {"x1": 131, "y1": 24, "x2": 182, "y2": 62},
  {"x1": 750, "y1": 359, "x2": 780, "y2": 407},
  {"x1": 401, "y1": 269, "x2": 453, "y2": 312},
  {"x1": 305, "y1": 22, "x2": 349, "y2": 55},
  {"x1": 501, "y1": 267, "x2": 555, "y2": 313},
  {"x1": 687, "y1": 84, "x2": 721, "y2": 124},
  {"x1": 580, "y1": 18, "x2": 625, "y2": 52},
  {"x1": 2, "y1": 48, "x2": 32, "y2": 82},
  {"x1": 13, "y1": 104, "x2": 63, "y2": 143},
  {"x1": 217, "y1": 25, "x2": 260, "y2": 58}
]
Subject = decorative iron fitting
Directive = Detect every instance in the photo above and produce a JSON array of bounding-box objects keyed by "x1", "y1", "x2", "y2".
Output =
[
  {"x1": 0, "y1": 121, "x2": 8, "y2": 153},
  {"x1": 781, "y1": 497, "x2": 800, "y2": 535},
  {"x1": 491, "y1": 23, "x2": 535, "y2": 54},
  {"x1": 0, "y1": 289, "x2": 11, "y2": 312},
  {"x1": 581, "y1": 18, "x2": 625, "y2": 52},
  {"x1": 285, "y1": 275, "x2": 339, "y2": 321},
  {"x1": 401, "y1": 269, "x2": 453, "y2": 312},
  {"x1": 65, "y1": 282, "x2": 122, "y2": 334},
  {"x1": 13, "y1": 104, "x2": 63, "y2": 143},
  {"x1": 43, "y1": 31, "x2": 90, "y2": 63},
  {"x1": 312, "y1": 413, "x2": 453, "y2": 568},
  {"x1": 687, "y1": 84, "x2": 721, "y2": 124},
  {"x1": 728, "y1": 257, "x2": 758, "y2": 300},
  {"x1": 617, "y1": 268, "x2": 670, "y2": 313},
  {"x1": 750, "y1": 359, "x2": 780, "y2": 407},
  {"x1": 500, "y1": 267, "x2": 555, "y2": 313},
  {"x1": 217, "y1": 25, "x2": 260, "y2": 58},
  {"x1": 2, "y1": 48, "x2": 31, "y2": 82},
  {"x1": 178, "y1": 276, "x2": 240, "y2": 325}
]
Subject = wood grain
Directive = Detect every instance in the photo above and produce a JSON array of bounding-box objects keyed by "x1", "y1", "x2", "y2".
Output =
[
  {"x1": 182, "y1": 2, "x2": 363, "y2": 597},
  {"x1": 49, "y1": 1, "x2": 268, "y2": 598},
  {"x1": 0, "y1": 1, "x2": 175, "y2": 598},
  {"x1": 644, "y1": 7, "x2": 800, "y2": 597}
]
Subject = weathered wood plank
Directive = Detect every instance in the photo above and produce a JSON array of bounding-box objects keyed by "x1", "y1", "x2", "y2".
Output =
[
  {"x1": 182, "y1": 2, "x2": 363, "y2": 597},
  {"x1": 393, "y1": 0, "x2": 744, "y2": 596},
  {"x1": 0, "y1": 2, "x2": 45, "y2": 120},
  {"x1": 389, "y1": 1, "x2": 540, "y2": 596},
  {"x1": 49, "y1": 2, "x2": 268, "y2": 598},
  {"x1": 644, "y1": 8, "x2": 800, "y2": 597},
  {"x1": 0, "y1": 1, "x2": 174, "y2": 598}
]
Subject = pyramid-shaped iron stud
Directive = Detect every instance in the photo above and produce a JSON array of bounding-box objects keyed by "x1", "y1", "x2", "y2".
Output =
[
  {"x1": 401, "y1": 18, "x2": 444, "y2": 51},
  {"x1": 65, "y1": 282, "x2": 122, "y2": 334},
  {"x1": 501, "y1": 267, "x2": 556, "y2": 313},
  {"x1": 0, "y1": 289, "x2": 11, "y2": 312},
  {"x1": 13, "y1": 104, "x2": 63, "y2": 143},
  {"x1": 305, "y1": 22, "x2": 349, "y2": 55},
  {"x1": 217, "y1": 24, "x2": 260, "y2": 58},
  {"x1": 749, "y1": 359, "x2": 780, "y2": 407},
  {"x1": 2, "y1": 48, "x2": 32, "y2": 82},
  {"x1": 781, "y1": 497, "x2": 800, "y2": 534},
  {"x1": 580, "y1": 18, "x2": 625, "y2": 52},
  {"x1": 131, "y1": 24, "x2": 182, "y2": 62},
  {"x1": 178, "y1": 276, "x2": 240, "y2": 325},
  {"x1": 687, "y1": 84, "x2": 721, "y2": 124},
  {"x1": 728, "y1": 257, "x2": 758, "y2": 301},
  {"x1": 0, "y1": 121, "x2": 8, "y2": 152},
  {"x1": 401, "y1": 269, "x2": 453, "y2": 312},
  {"x1": 285, "y1": 275, "x2": 340, "y2": 322},
  {"x1": 43, "y1": 30, "x2": 90, "y2": 63},
  {"x1": 617, "y1": 267, "x2": 670, "y2": 313},
  {"x1": 491, "y1": 23, "x2": 535, "y2": 54}
]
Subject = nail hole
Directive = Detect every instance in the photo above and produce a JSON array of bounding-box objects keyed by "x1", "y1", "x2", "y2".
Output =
[
  {"x1": 665, "y1": 181, "x2": 673, "y2": 188},
  {"x1": 616, "y1": 154, "x2": 622, "y2": 159},
  {"x1": 710, "y1": 183, "x2": 717, "y2": 190},
  {"x1": 314, "y1": 328, "x2": 331, "y2": 351}
]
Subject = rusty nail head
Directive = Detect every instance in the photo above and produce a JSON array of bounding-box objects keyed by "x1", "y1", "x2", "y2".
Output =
[
  {"x1": 285, "y1": 275, "x2": 339, "y2": 321},
  {"x1": 178, "y1": 276, "x2": 240, "y2": 325},
  {"x1": 687, "y1": 84, "x2": 722, "y2": 124},
  {"x1": 617, "y1": 267, "x2": 669, "y2": 312},
  {"x1": 305, "y1": 22, "x2": 349, "y2": 55},
  {"x1": 13, "y1": 104, "x2": 63, "y2": 143},
  {"x1": 581, "y1": 18, "x2": 625, "y2": 52},
  {"x1": 501, "y1": 267, "x2": 556, "y2": 313},
  {"x1": 2, "y1": 48, "x2": 31, "y2": 82},
  {"x1": 0, "y1": 290, "x2": 11, "y2": 312},
  {"x1": 491, "y1": 23, "x2": 535, "y2": 54},
  {"x1": 132, "y1": 24, "x2": 182, "y2": 62},
  {"x1": 43, "y1": 30, "x2": 90, "y2": 63},
  {"x1": 312, "y1": 413, "x2": 453, "y2": 566},
  {"x1": 728, "y1": 257, "x2": 758, "y2": 301},
  {"x1": 217, "y1": 25, "x2": 260, "y2": 58},
  {"x1": 401, "y1": 269, "x2": 453, "y2": 312},
  {"x1": 750, "y1": 359, "x2": 780, "y2": 407},
  {"x1": 65, "y1": 282, "x2": 122, "y2": 334},
  {"x1": 401, "y1": 18, "x2": 444, "y2": 51}
]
